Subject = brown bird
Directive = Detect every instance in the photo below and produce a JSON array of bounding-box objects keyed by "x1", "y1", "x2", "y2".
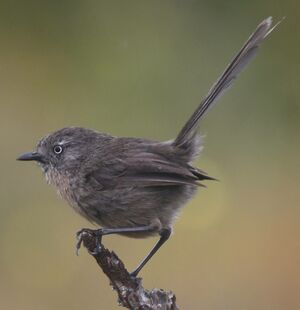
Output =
[{"x1": 18, "y1": 17, "x2": 279, "y2": 277}]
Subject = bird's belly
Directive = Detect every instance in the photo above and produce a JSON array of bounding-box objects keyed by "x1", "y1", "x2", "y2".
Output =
[{"x1": 76, "y1": 184, "x2": 198, "y2": 236}]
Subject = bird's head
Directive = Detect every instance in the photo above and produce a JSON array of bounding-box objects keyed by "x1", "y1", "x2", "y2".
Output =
[{"x1": 17, "y1": 127, "x2": 101, "y2": 174}]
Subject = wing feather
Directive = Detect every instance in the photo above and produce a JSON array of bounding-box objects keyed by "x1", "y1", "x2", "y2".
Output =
[{"x1": 87, "y1": 151, "x2": 207, "y2": 189}]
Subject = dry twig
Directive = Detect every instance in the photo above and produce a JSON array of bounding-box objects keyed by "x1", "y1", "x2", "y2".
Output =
[{"x1": 77, "y1": 230, "x2": 179, "y2": 310}]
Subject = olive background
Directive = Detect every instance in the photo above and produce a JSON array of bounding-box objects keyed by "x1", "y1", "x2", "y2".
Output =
[{"x1": 0, "y1": 1, "x2": 299, "y2": 309}]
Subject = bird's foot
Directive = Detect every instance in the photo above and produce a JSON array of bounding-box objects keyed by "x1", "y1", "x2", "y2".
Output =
[
  {"x1": 76, "y1": 228, "x2": 103, "y2": 255},
  {"x1": 129, "y1": 270, "x2": 139, "y2": 278}
]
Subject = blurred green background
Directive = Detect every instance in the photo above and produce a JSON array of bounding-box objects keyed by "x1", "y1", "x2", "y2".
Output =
[{"x1": 1, "y1": 1, "x2": 299, "y2": 309}]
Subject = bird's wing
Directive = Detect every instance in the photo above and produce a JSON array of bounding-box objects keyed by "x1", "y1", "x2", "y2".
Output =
[{"x1": 86, "y1": 151, "x2": 207, "y2": 189}]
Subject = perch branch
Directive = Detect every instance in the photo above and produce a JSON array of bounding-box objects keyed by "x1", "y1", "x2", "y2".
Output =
[{"x1": 77, "y1": 230, "x2": 179, "y2": 310}]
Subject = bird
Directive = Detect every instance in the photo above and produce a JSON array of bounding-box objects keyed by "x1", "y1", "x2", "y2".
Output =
[{"x1": 18, "y1": 17, "x2": 279, "y2": 277}]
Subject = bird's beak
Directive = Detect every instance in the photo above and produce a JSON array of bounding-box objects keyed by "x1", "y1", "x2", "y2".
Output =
[{"x1": 17, "y1": 151, "x2": 44, "y2": 163}]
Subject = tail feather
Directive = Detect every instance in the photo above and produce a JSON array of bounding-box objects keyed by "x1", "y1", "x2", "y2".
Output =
[{"x1": 173, "y1": 17, "x2": 280, "y2": 151}]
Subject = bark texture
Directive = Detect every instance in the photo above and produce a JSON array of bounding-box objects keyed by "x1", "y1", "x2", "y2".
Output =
[{"x1": 78, "y1": 230, "x2": 179, "y2": 310}]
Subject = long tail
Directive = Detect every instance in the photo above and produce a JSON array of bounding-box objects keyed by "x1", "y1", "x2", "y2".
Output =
[{"x1": 173, "y1": 17, "x2": 280, "y2": 150}]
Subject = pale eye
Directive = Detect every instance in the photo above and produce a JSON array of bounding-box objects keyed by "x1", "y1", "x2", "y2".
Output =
[{"x1": 53, "y1": 145, "x2": 63, "y2": 155}]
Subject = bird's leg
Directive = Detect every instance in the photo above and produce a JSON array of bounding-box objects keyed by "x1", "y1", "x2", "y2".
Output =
[
  {"x1": 130, "y1": 228, "x2": 171, "y2": 277},
  {"x1": 76, "y1": 224, "x2": 171, "y2": 277},
  {"x1": 76, "y1": 224, "x2": 156, "y2": 255}
]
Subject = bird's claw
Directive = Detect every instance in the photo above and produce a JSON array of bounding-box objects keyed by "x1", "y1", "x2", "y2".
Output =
[
  {"x1": 75, "y1": 229, "x2": 87, "y2": 255},
  {"x1": 75, "y1": 228, "x2": 103, "y2": 255}
]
